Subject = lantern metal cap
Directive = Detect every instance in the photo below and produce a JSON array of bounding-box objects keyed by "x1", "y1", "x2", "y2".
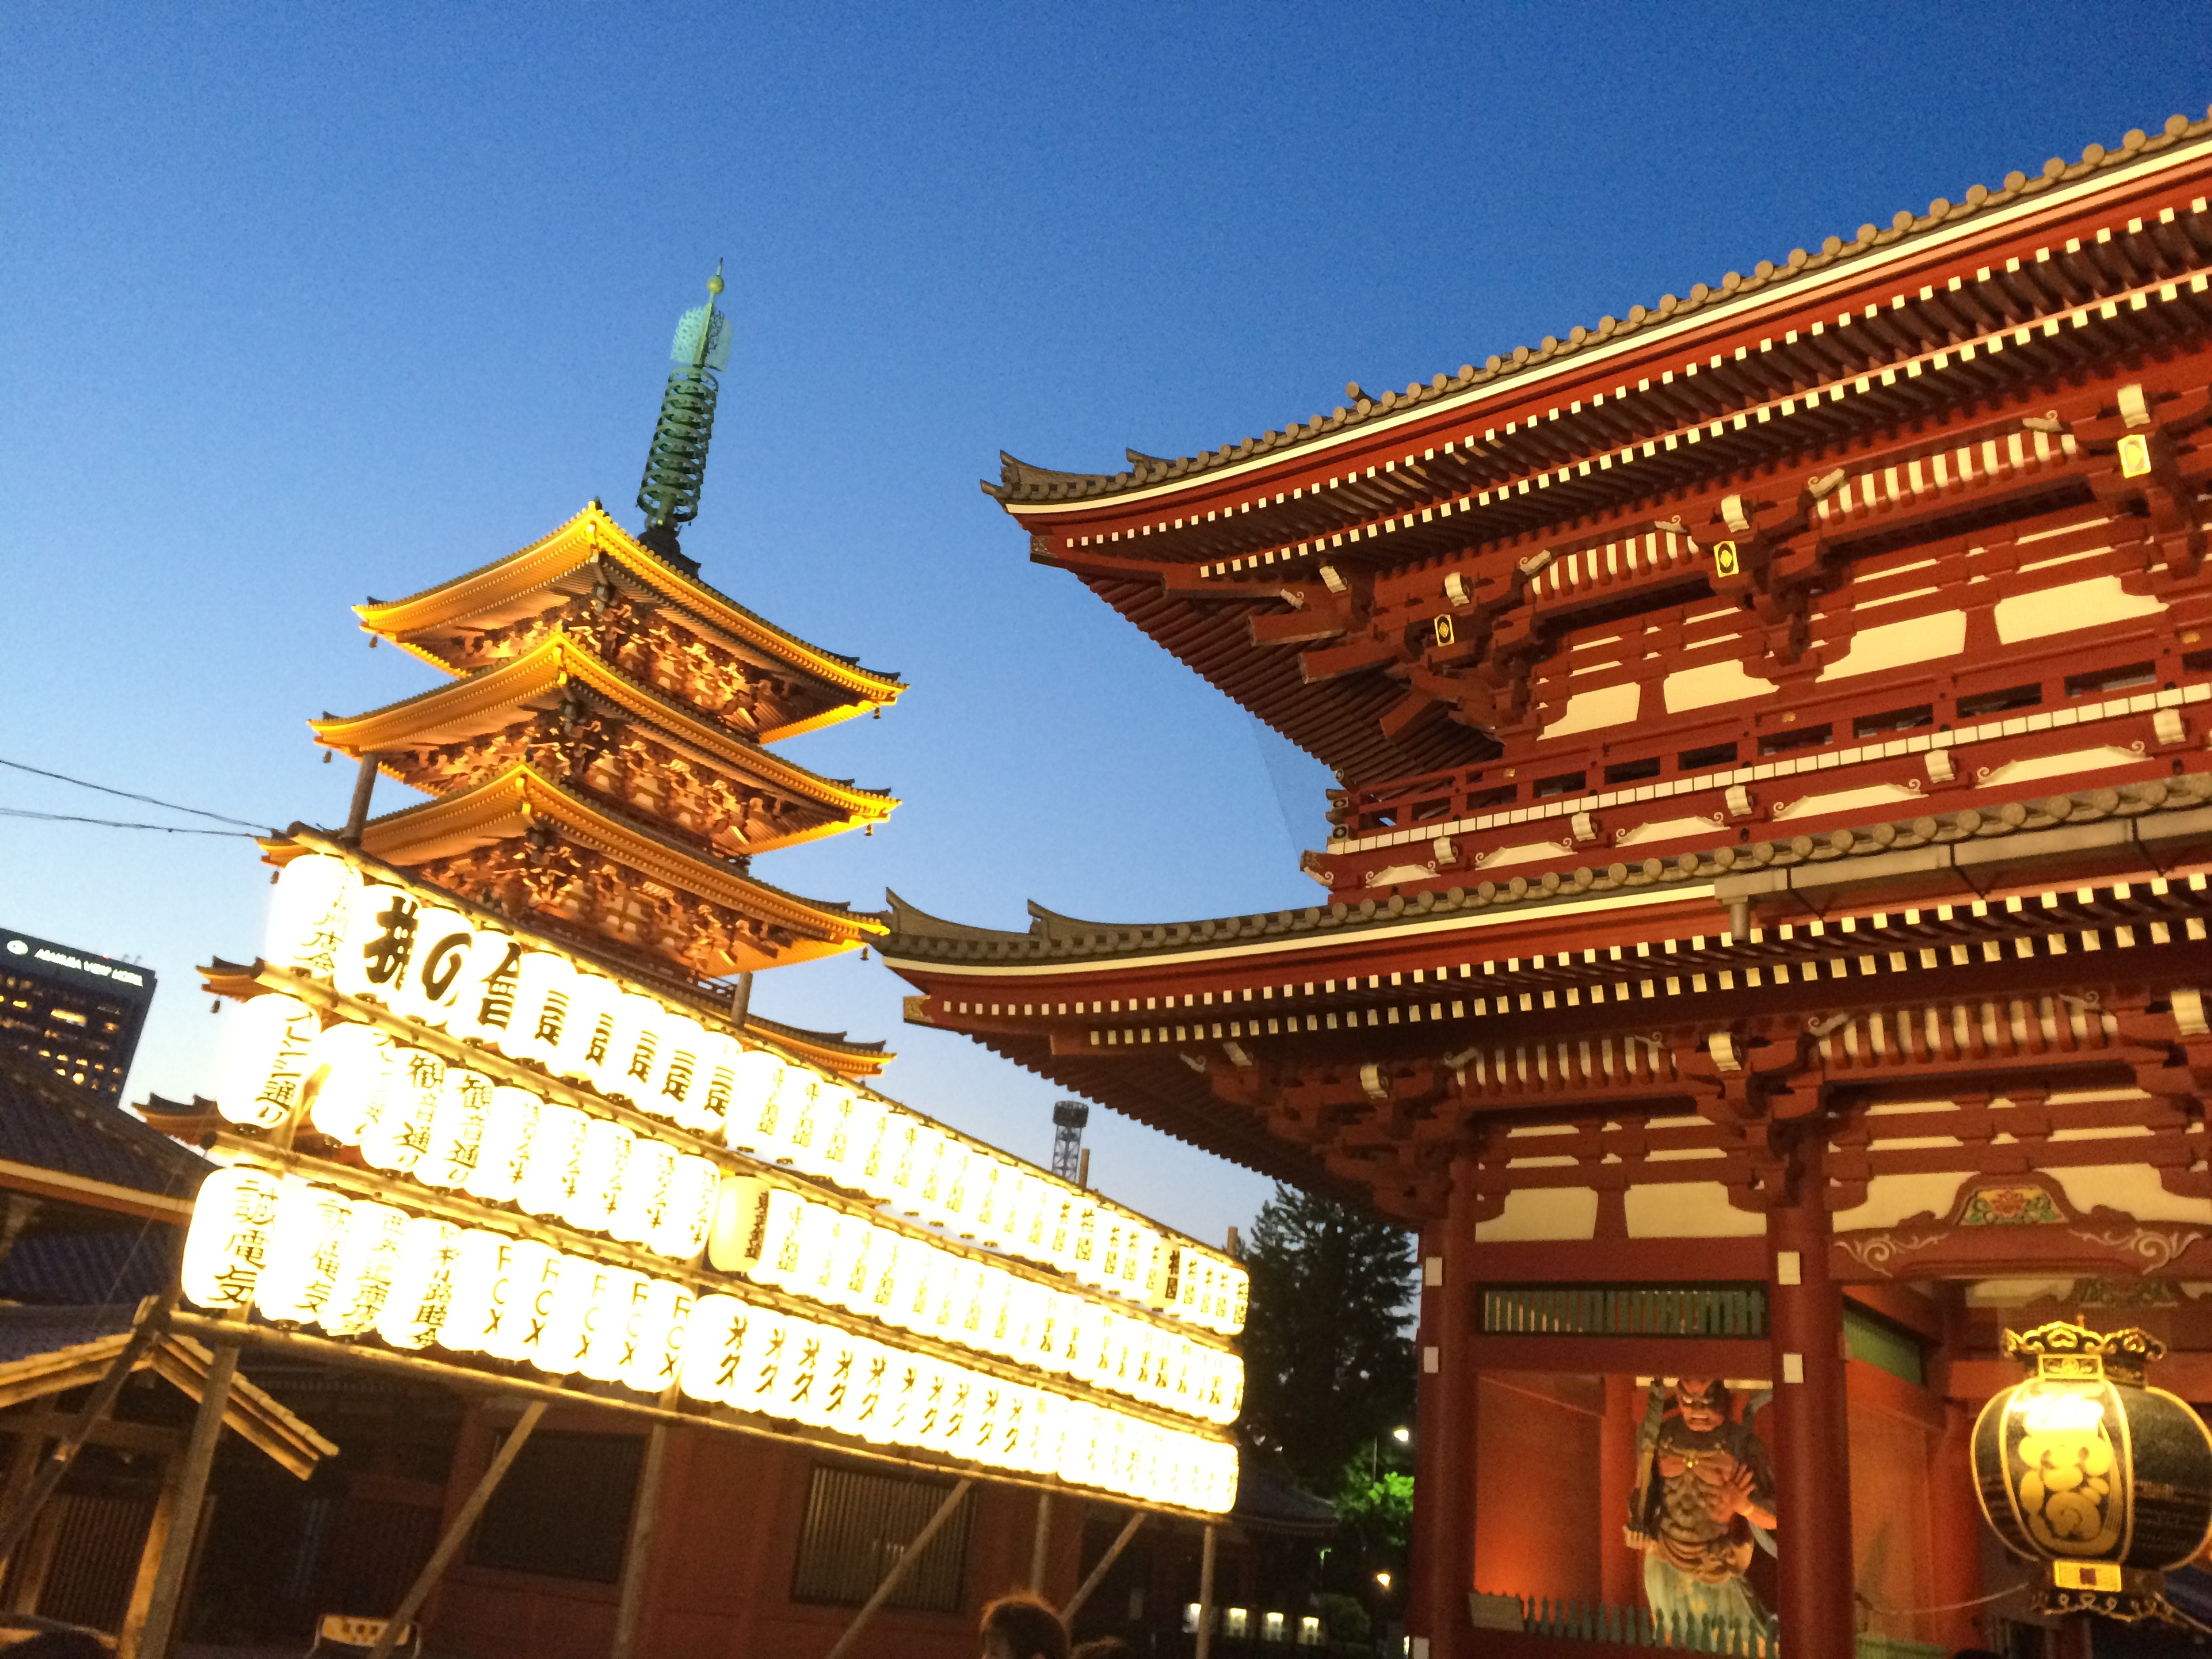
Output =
[{"x1": 2003, "y1": 1319, "x2": 2166, "y2": 1387}]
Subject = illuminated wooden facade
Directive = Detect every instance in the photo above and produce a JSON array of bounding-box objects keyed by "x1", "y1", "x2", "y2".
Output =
[
  {"x1": 885, "y1": 115, "x2": 2212, "y2": 1658},
  {"x1": 318, "y1": 501, "x2": 901, "y2": 985}
]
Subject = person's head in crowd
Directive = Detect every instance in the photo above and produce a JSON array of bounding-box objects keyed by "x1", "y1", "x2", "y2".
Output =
[{"x1": 980, "y1": 1593, "x2": 1069, "y2": 1659}]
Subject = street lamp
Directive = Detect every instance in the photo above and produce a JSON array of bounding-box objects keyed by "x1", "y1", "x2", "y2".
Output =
[
  {"x1": 1391, "y1": 1426, "x2": 1410, "y2": 1444},
  {"x1": 1373, "y1": 1571, "x2": 1393, "y2": 1592}
]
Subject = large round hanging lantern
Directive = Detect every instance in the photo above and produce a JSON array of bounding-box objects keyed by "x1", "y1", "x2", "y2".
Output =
[{"x1": 1973, "y1": 1320, "x2": 2212, "y2": 1622}]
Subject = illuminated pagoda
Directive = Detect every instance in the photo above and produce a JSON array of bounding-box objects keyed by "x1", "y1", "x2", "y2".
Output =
[
  {"x1": 884, "y1": 115, "x2": 2212, "y2": 1659},
  {"x1": 311, "y1": 279, "x2": 901, "y2": 1019},
  {"x1": 115, "y1": 272, "x2": 1248, "y2": 1659}
]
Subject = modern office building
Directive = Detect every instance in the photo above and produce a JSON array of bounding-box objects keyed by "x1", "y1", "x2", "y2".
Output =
[{"x1": 0, "y1": 928, "x2": 157, "y2": 1101}]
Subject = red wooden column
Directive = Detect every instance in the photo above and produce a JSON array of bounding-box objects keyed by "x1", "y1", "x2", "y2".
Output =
[
  {"x1": 1925, "y1": 1399, "x2": 1988, "y2": 1652},
  {"x1": 1423, "y1": 1152, "x2": 1483, "y2": 1659},
  {"x1": 1406, "y1": 1219, "x2": 1443, "y2": 1651},
  {"x1": 1767, "y1": 1181, "x2": 1854, "y2": 1659}
]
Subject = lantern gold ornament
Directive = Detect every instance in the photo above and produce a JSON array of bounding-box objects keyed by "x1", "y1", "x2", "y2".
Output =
[{"x1": 1972, "y1": 1321, "x2": 2212, "y2": 1622}]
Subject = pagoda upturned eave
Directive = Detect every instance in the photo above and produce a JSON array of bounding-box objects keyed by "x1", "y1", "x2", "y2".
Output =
[
  {"x1": 309, "y1": 630, "x2": 897, "y2": 850},
  {"x1": 333, "y1": 762, "x2": 886, "y2": 974},
  {"x1": 983, "y1": 112, "x2": 2212, "y2": 518},
  {"x1": 355, "y1": 501, "x2": 904, "y2": 726}
]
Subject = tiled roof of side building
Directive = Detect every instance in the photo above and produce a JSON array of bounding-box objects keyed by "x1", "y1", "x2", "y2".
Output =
[
  {"x1": 0, "y1": 1227, "x2": 174, "y2": 1307},
  {"x1": 882, "y1": 775, "x2": 2212, "y2": 966},
  {"x1": 985, "y1": 110, "x2": 2212, "y2": 506},
  {"x1": 0, "y1": 1050, "x2": 210, "y2": 1206}
]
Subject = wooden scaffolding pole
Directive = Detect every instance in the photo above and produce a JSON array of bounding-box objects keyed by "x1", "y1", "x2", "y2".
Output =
[
  {"x1": 134, "y1": 1340, "x2": 238, "y2": 1659},
  {"x1": 821, "y1": 1478, "x2": 974, "y2": 1659},
  {"x1": 1193, "y1": 1522, "x2": 1217, "y2": 1659},
  {"x1": 1061, "y1": 1508, "x2": 1145, "y2": 1622},
  {"x1": 608, "y1": 1418, "x2": 674, "y2": 1659},
  {"x1": 364, "y1": 1401, "x2": 548, "y2": 1659},
  {"x1": 1027, "y1": 1490, "x2": 1054, "y2": 1591}
]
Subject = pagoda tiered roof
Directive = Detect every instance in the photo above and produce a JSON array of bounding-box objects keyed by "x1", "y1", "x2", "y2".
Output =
[
  {"x1": 356, "y1": 501, "x2": 904, "y2": 741},
  {"x1": 984, "y1": 113, "x2": 2212, "y2": 785},
  {"x1": 312, "y1": 764, "x2": 885, "y2": 977},
  {"x1": 311, "y1": 630, "x2": 896, "y2": 854}
]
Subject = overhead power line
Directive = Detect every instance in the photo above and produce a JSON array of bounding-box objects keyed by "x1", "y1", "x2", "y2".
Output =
[
  {"x1": 0, "y1": 806, "x2": 261, "y2": 839},
  {"x1": 0, "y1": 753, "x2": 272, "y2": 832}
]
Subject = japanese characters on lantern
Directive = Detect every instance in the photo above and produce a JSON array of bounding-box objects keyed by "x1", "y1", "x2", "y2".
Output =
[{"x1": 179, "y1": 1172, "x2": 1237, "y2": 1512}]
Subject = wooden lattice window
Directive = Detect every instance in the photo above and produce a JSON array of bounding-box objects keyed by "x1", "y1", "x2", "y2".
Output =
[{"x1": 789, "y1": 1463, "x2": 973, "y2": 1613}]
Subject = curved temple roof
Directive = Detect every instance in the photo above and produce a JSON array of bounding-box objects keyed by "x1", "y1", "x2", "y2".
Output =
[
  {"x1": 311, "y1": 630, "x2": 897, "y2": 849},
  {"x1": 985, "y1": 110, "x2": 2212, "y2": 508},
  {"x1": 358, "y1": 501, "x2": 905, "y2": 727}
]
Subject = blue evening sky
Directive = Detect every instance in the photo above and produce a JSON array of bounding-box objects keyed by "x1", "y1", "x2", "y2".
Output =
[{"x1": 1, "y1": 5, "x2": 2204, "y2": 1247}]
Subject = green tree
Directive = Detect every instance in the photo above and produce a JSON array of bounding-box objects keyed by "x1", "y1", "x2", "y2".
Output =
[{"x1": 1237, "y1": 1184, "x2": 1417, "y2": 1492}]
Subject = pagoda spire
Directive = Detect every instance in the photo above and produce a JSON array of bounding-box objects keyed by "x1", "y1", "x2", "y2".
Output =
[{"x1": 635, "y1": 262, "x2": 730, "y2": 570}]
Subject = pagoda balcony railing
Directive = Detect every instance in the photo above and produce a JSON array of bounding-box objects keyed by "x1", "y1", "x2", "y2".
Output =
[{"x1": 1479, "y1": 1284, "x2": 1769, "y2": 1340}]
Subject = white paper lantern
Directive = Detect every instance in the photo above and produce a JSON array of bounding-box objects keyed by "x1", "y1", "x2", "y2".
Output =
[
  {"x1": 720, "y1": 1047, "x2": 790, "y2": 1159},
  {"x1": 216, "y1": 994, "x2": 322, "y2": 1130},
  {"x1": 507, "y1": 949, "x2": 579, "y2": 1066},
  {"x1": 651, "y1": 1155, "x2": 720, "y2": 1262},
  {"x1": 879, "y1": 1351, "x2": 922, "y2": 1445},
  {"x1": 558, "y1": 970, "x2": 621, "y2": 1084},
  {"x1": 593, "y1": 991, "x2": 666, "y2": 1104},
  {"x1": 562, "y1": 1117, "x2": 633, "y2": 1234},
  {"x1": 419, "y1": 1068, "x2": 494, "y2": 1189},
  {"x1": 679, "y1": 1292, "x2": 751, "y2": 1405},
  {"x1": 847, "y1": 1095, "x2": 893, "y2": 1202},
  {"x1": 398, "y1": 905, "x2": 475, "y2": 1028},
  {"x1": 692, "y1": 1030, "x2": 742, "y2": 1139},
  {"x1": 623, "y1": 1278, "x2": 693, "y2": 1397},
  {"x1": 1042, "y1": 1190, "x2": 1078, "y2": 1271},
  {"x1": 337, "y1": 884, "x2": 424, "y2": 1006},
  {"x1": 608, "y1": 1136, "x2": 676, "y2": 1246},
  {"x1": 578, "y1": 1265, "x2": 645, "y2": 1382},
  {"x1": 778, "y1": 1069, "x2": 826, "y2": 1174},
  {"x1": 817, "y1": 1208, "x2": 867, "y2": 1308},
  {"x1": 476, "y1": 1236, "x2": 558, "y2": 1362},
  {"x1": 180, "y1": 1166, "x2": 284, "y2": 1311},
  {"x1": 739, "y1": 1307, "x2": 796, "y2": 1412},
  {"x1": 716, "y1": 1182, "x2": 807, "y2": 1290},
  {"x1": 863, "y1": 1228, "x2": 907, "y2": 1325},
  {"x1": 441, "y1": 1229, "x2": 506, "y2": 1355},
  {"x1": 879, "y1": 1113, "x2": 926, "y2": 1213},
  {"x1": 359, "y1": 1048, "x2": 444, "y2": 1173},
  {"x1": 1069, "y1": 1199, "x2": 1102, "y2": 1286},
  {"x1": 968, "y1": 1158, "x2": 1008, "y2": 1248},
  {"x1": 377, "y1": 1216, "x2": 462, "y2": 1350},
  {"x1": 320, "y1": 1200, "x2": 409, "y2": 1336},
  {"x1": 300, "y1": 1021, "x2": 392, "y2": 1145},
  {"x1": 253, "y1": 1177, "x2": 352, "y2": 1325},
  {"x1": 524, "y1": 1251, "x2": 591, "y2": 1374},
  {"x1": 453, "y1": 929, "x2": 523, "y2": 1047},
  {"x1": 849, "y1": 1340, "x2": 893, "y2": 1443},
  {"x1": 815, "y1": 1083, "x2": 865, "y2": 1187},
  {"x1": 514, "y1": 1101, "x2": 587, "y2": 1219},
  {"x1": 933, "y1": 1142, "x2": 973, "y2": 1232},
  {"x1": 464, "y1": 1086, "x2": 538, "y2": 1204},
  {"x1": 1223, "y1": 1264, "x2": 1250, "y2": 1334},
  {"x1": 264, "y1": 854, "x2": 359, "y2": 982},
  {"x1": 650, "y1": 1012, "x2": 711, "y2": 1128},
  {"x1": 794, "y1": 1202, "x2": 843, "y2": 1302}
]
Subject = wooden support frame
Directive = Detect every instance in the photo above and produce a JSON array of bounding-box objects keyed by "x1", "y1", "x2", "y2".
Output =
[
  {"x1": 1027, "y1": 1490, "x2": 1053, "y2": 1592},
  {"x1": 608, "y1": 1417, "x2": 672, "y2": 1659},
  {"x1": 363, "y1": 1400, "x2": 549, "y2": 1659},
  {"x1": 821, "y1": 1477, "x2": 975, "y2": 1659},
  {"x1": 1061, "y1": 1507, "x2": 1145, "y2": 1622},
  {"x1": 134, "y1": 1341, "x2": 236, "y2": 1659},
  {"x1": 0, "y1": 1290, "x2": 173, "y2": 1571},
  {"x1": 1194, "y1": 1522, "x2": 1217, "y2": 1659}
]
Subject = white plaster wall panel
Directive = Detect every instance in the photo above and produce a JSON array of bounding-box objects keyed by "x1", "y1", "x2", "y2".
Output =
[
  {"x1": 1475, "y1": 1186, "x2": 1599, "y2": 1242},
  {"x1": 1624, "y1": 1182, "x2": 1765, "y2": 1238},
  {"x1": 1993, "y1": 575, "x2": 2167, "y2": 644}
]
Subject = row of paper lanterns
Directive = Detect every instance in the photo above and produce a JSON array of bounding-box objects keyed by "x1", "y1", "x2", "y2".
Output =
[
  {"x1": 181, "y1": 1167, "x2": 1237, "y2": 1513},
  {"x1": 258, "y1": 853, "x2": 1247, "y2": 1333},
  {"x1": 711, "y1": 1179, "x2": 1241, "y2": 1424},
  {"x1": 214, "y1": 993, "x2": 1242, "y2": 1422}
]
